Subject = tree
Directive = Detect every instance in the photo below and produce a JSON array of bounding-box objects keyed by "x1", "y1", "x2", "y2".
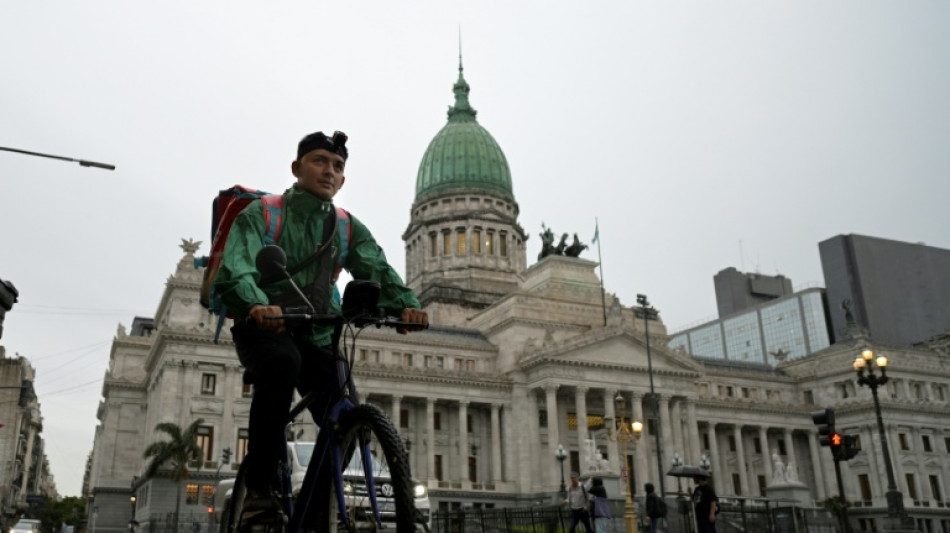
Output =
[
  {"x1": 34, "y1": 495, "x2": 86, "y2": 533},
  {"x1": 142, "y1": 419, "x2": 205, "y2": 530}
]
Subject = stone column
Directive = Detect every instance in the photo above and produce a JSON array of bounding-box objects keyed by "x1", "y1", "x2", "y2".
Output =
[
  {"x1": 575, "y1": 386, "x2": 589, "y2": 441},
  {"x1": 806, "y1": 429, "x2": 826, "y2": 500},
  {"x1": 426, "y1": 398, "x2": 435, "y2": 480},
  {"x1": 458, "y1": 401, "x2": 469, "y2": 482},
  {"x1": 669, "y1": 399, "x2": 683, "y2": 462},
  {"x1": 910, "y1": 427, "x2": 931, "y2": 502},
  {"x1": 392, "y1": 395, "x2": 402, "y2": 430},
  {"x1": 734, "y1": 425, "x2": 749, "y2": 495},
  {"x1": 708, "y1": 423, "x2": 722, "y2": 494},
  {"x1": 759, "y1": 426, "x2": 772, "y2": 482},
  {"x1": 659, "y1": 395, "x2": 673, "y2": 494},
  {"x1": 491, "y1": 403, "x2": 502, "y2": 483},
  {"x1": 545, "y1": 383, "x2": 560, "y2": 487},
  {"x1": 527, "y1": 389, "x2": 541, "y2": 490},
  {"x1": 686, "y1": 400, "x2": 701, "y2": 465},
  {"x1": 631, "y1": 392, "x2": 648, "y2": 490},
  {"x1": 605, "y1": 389, "x2": 619, "y2": 472},
  {"x1": 783, "y1": 428, "x2": 798, "y2": 482}
]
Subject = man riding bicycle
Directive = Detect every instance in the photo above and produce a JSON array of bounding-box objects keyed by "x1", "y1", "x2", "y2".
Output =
[{"x1": 213, "y1": 130, "x2": 428, "y2": 511}]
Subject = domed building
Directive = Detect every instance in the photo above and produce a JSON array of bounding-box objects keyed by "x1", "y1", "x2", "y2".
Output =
[
  {"x1": 404, "y1": 58, "x2": 528, "y2": 327},
  {"x1": 82, "y1": 60, "x2": 950, "y2": 533}
]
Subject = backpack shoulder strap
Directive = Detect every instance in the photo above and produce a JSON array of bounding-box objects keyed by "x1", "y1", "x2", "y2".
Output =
[
  {"x1": 334, "y1": 206, "x2": 351, "y2": 280},
  {"x1": 261, "y1": 194, "x2": 284, "y2": 245}
]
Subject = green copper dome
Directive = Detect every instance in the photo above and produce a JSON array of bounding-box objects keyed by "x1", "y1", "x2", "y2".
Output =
[{"x1": 415, "y1": 59, "x2": 513, "y2": 201}]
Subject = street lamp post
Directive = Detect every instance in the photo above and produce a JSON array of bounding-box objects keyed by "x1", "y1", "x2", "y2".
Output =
[
  {"x1": 555, "y1": 444, "x2": 568, "y2": 498},
  {"x1": 853, "y1": 349, "x2": 914, "y2": 531},
  {"x1": 607, "y1": 392, "x2": 643, "y2": 533},
  {"x1": 638, "y1": 294, "x2": 665, "y2": 499}
]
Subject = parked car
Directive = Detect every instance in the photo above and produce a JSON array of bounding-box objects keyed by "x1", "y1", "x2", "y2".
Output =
[
  {"x1": 215, "y1": 442, "x2": 430, "y2": 531},
  {"x1": 11, "y1": 518, "x2": 41, "y2": 533}
]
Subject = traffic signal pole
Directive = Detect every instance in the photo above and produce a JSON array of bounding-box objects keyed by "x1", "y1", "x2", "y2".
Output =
[{"x1": 833, "y1": 456, "x2": 852, "y2": 533}]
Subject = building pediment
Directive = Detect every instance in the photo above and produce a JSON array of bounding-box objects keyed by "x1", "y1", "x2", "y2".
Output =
[{"x1": 520, "y1": 326, "x2": 703, "y2": 376}]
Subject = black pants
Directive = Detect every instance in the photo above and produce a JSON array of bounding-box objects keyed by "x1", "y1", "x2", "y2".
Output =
[
  {"x1": 231, "y1": 322, "x2": 341, "y2": 492},
  {"x1": 569, "y1": 509, "x2": 592, "y2": 533}
]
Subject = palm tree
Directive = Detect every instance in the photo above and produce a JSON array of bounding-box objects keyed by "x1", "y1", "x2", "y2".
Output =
[{"x1": 143, "y1": 419, "x2": 206, "y2": 531}]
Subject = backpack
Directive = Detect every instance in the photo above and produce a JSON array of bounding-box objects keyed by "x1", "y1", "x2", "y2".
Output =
[{"x1": 194, "y1": 185, "x2": 352, "y2": 342}]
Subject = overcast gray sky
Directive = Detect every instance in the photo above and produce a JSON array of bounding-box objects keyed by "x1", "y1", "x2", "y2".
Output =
[{"x1": 2, "y1": 1, "x2": 948, "y2": 497}]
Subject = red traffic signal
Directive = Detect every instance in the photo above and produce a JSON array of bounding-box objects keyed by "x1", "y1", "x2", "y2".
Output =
[{"x1": 830, "y1": 433, "x2": 843, "y2": 447}]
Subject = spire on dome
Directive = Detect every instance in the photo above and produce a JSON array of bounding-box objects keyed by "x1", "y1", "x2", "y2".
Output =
[{"x1": 448, "y1": 32, "x2": 477, "y2": 122}]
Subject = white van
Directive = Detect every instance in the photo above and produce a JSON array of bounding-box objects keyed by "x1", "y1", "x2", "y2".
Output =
[{"x1": 215, "y1": 442, "x2": 430, "y2": 531}]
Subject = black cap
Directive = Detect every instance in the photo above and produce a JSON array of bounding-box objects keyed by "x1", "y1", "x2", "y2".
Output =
[{"x1": 297, "y1": 130, "x2": 348, "y2": 160}]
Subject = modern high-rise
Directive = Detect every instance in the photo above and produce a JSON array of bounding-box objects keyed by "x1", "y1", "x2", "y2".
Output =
[
  {"x1": 669, "y1": 287, "x2": 832, "y2": 365},
  {"x1": 820, "y1": 234, "x2": 950, "y2": 346},
  {"x1": 713, "y1": 267, "x2": 794, "y2": 318}
]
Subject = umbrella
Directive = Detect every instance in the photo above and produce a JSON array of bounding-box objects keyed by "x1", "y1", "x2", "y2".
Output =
[{"x1": 666, "y1": 465, "x2": 711, "y2": 478}]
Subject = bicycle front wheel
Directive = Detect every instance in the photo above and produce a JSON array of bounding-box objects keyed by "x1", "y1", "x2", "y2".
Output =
[{"x1": 328, "y1": 404, "x2": 419, "y2": 533}]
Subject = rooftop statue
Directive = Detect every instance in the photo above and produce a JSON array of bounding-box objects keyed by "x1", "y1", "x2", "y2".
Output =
[
  {"x1": 538, "y1": 223, "x2": 556, "y2": 260},
  {"x1": 564, "y1": 233, "x2": 588, "y2": 257},
  {"x1": 538, "y1": 225, "x2": 589, "y2": 259}
]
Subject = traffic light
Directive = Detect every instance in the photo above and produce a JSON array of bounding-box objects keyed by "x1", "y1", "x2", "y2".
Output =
[
  {"x1": 811, "y1": 407, "x2": 836, "y2": 447},
  {"x1": 830, "y1": 432, "x2": 845, "y2": 460},
  {"x1": 222, "y1": 447, "x2": 232, "y2": 464},
  {"x1": 842, "y1": 434, "x2": 861, "y2": 461},
  {"x1": 18, "y1": 379, "x2": 33, "y2": 408}
]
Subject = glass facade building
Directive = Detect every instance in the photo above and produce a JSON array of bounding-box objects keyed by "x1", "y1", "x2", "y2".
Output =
[{"x1": 669, "y1": 288, "x2": 831, "y2": 365}]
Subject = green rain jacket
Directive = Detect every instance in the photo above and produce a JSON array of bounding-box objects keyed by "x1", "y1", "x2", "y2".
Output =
[{"x1": 214, "y1": 184, "x2": 420, "y2": 347}]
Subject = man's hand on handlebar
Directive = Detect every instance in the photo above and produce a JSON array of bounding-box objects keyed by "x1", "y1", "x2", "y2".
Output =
[
  {"x1": 398, "y1": 308, "x2": 428, "y2": 334},
  {"x1": 249, "y1": 304, "x2": 286, "y2": 333}
]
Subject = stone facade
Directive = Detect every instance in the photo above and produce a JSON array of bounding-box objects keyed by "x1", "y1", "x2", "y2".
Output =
[
  {"x1": 0, "y1": 351, "x2": 55, "y2": 530},
  {"x1": 85, "y1": 241, "x2": 950, "y2": 532}
]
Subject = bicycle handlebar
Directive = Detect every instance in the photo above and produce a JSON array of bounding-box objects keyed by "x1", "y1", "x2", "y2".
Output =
[{"x1": 254, "y1": 311, "x2": 428, "y2": 332}]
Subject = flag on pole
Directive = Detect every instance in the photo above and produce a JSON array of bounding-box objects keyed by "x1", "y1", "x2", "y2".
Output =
[{"x1": 592, "y1": 220, "x2": 599, "y2": 245}]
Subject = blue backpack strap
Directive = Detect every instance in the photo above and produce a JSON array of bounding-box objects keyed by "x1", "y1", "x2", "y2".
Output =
[
  {"x1": 261, "y1": 194, "x2": 285, "y2": 245},
  {"x1": 213, "y1": 304, "x2": 228, "y2": 343}
]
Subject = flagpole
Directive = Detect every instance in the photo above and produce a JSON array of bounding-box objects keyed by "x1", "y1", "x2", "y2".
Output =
[{"x1": 595, "y1": 218, "x2": 607, "y2": 326}]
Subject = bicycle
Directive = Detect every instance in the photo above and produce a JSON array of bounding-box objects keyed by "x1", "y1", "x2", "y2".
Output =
[{"x1": 221, "y1": 245, "x2": 429, "y2": 533}]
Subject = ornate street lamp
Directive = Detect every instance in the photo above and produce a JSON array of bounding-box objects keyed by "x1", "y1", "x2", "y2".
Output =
[
  {"x1": 699, "y1": 453, "x2": 711, "y2": 472},
  {"x1": 853, "y1": 349, "x2": 914, "y2": 530},
  {"x1": 607, "y1": 392, "x2": 643, "y2": 533},
  {"x1": 555, "y1": 443, "x2": 568, "y2": 498},
  {"x1": 671, "y1": 452, "x2": 684, "y2": 495}
]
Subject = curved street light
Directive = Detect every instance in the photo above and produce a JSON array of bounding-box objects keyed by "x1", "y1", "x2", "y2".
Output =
[{"x1": 0, "y1": 146, "x2": 115, "y2": 170}]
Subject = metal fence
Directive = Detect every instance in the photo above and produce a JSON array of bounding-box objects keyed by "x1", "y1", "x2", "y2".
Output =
[
  {"x1": 144, "y1": 512, "x2": 217, "y2": 533},
  {"x1": 431, "y1": 497, "x2": 839, "y2": 533}
]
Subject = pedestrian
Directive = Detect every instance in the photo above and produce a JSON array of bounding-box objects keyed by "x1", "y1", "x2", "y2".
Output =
[
  {"x1": 561, "y1": 472, "x2": 593, "y2": 533},
  {"x1": 691, "y1": 475, "x2": 719, "y2": 533},
  {"x1": 588, "y1": 477, "x2": 611, "y2": 533},
  {"x1": 644, "y1": 482, "x2": 666, "y2": 533}
]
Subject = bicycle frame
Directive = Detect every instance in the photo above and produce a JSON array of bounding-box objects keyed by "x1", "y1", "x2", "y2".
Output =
[{"x1": 273, "y1": 321, "x2": 386, "y2": 533}]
